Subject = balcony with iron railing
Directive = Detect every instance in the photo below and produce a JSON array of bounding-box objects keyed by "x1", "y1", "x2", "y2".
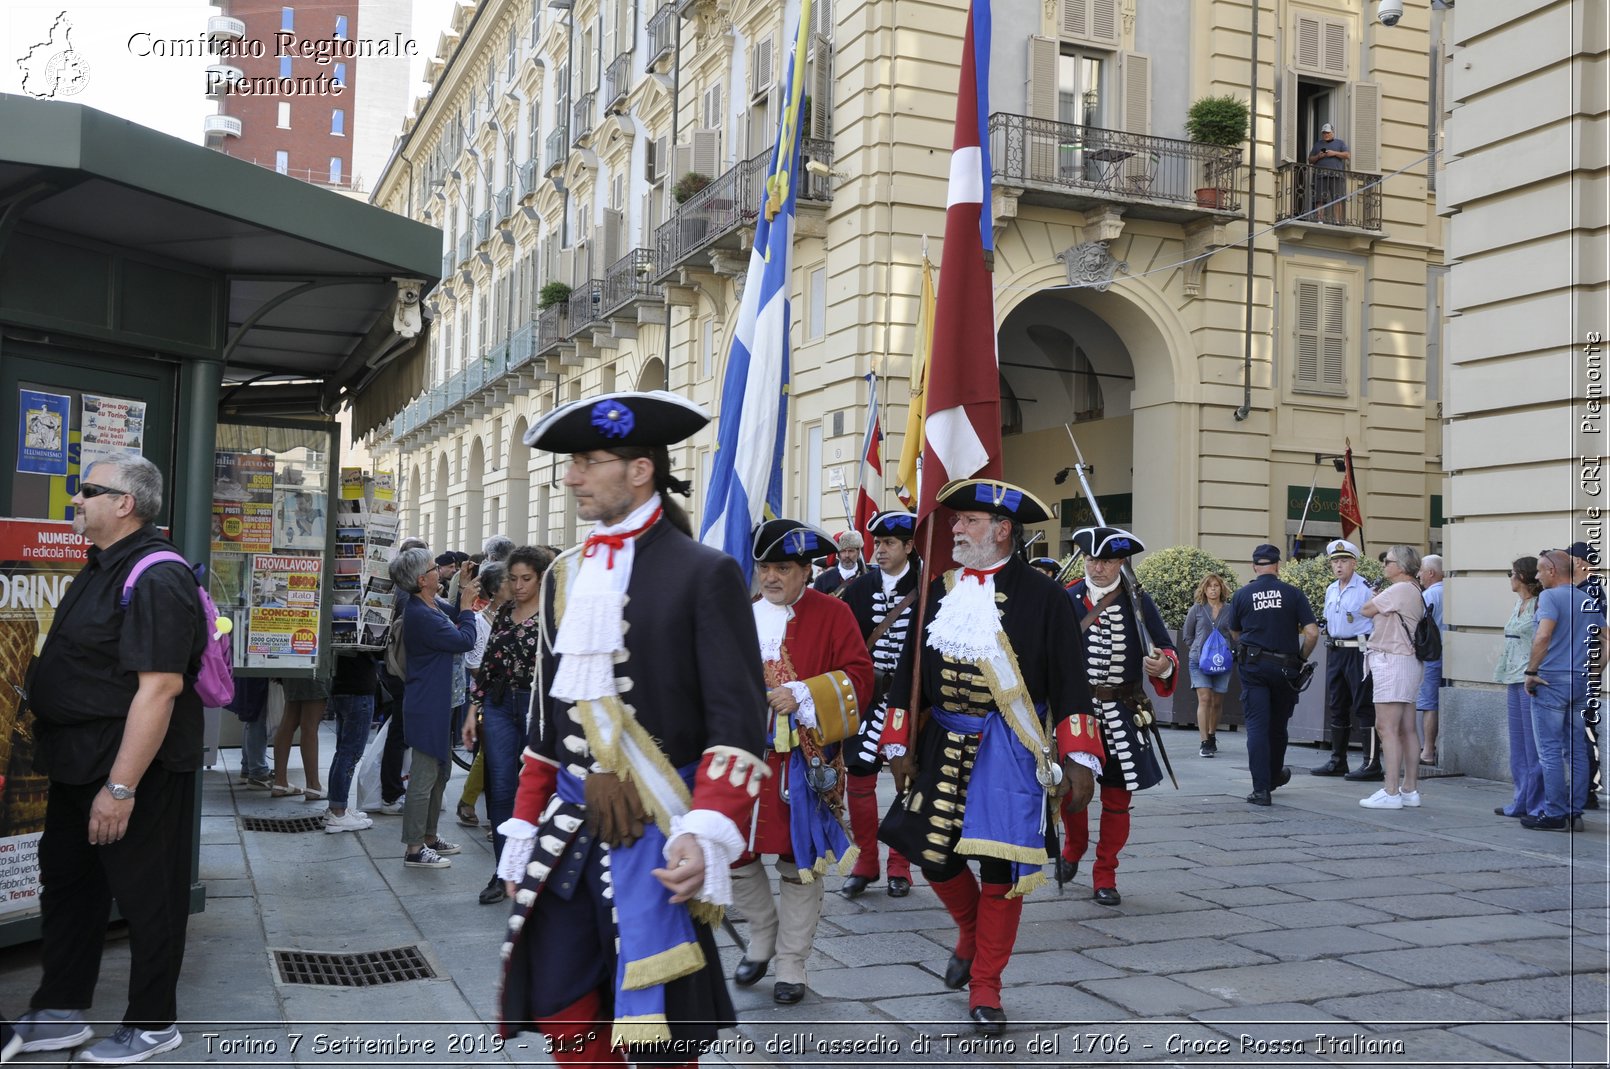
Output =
[
  {"x1": 646, "y1": 6, "x2": 676, "y2": 70},
  {"x1": 495, "y1": 186, "x2": 513, "y2": 222},
  {"x1": 545, "y1": 126, "x2": 568, "y2": 174},
  {"x1": 655, "y1": 141, "x2": 836, "y2": 280},
  {"x1": 605, "y1": 53, "x2": 631, "y2": 110},
  {"x1": 535, "y1": 303, "x2": 569, "y2": 358},
  {"x1": 600, "y1": 249, "x2": 663, "y2": 318},
  {"x1": 509, "y1": 321, "x2": 535, "y2": 369},
  {"x1": 517, "y1": 160, "x2": 537, "y2": 200},
  {"x1": 1274, "y1": 163, "x2": 1382, "y2": 232},
  {"x1": 456, "y1": 232, "x2": 473, "y2": 264},
  {"x1": 441, "y1": 251, "x2": 454, "y2": 279},
  {"x1": 475, "y1": 210, "x2": 492, "y2": 245},
  {"x1": 988, "y1": 113, "x2": 1246, "y2": 220},
  {"x1": 571, "y1": 92, "x2": 595, "y2": 146},
  {"x1": 566, "y1": 281, "x2": 606, "y2": 338}
]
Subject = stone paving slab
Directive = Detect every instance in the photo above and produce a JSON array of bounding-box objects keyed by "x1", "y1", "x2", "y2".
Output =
[
  {"x1": 1272, "y1": 874, "x2": 1463, "y2": 901},
  {"x1": 1484, "y1": 936, "x2": 1610, "y2": 974},
  {"x1": 1084, "y1": 936, "x2": 1276, "y2": 974},
  {"x1": 1225, "y1": 924, "x2": 1412, "y2": 962},
  {"x1": 813, "y1": 930, "x2": 954, "y2": 969},
  {"x1": 1358, "y1": 912, "x2": 1577, "y2": 947},
  {"x1": 1230, "y1": 899, "x2": 1397, "y2": 929},
  {"x1": 1078, "y1": 974, "x2": 1231, "y2": 1015},
  {"x1": 817, "y1": 906, "x2": 954, "y2": 935},
  {"x1": 1174, "y1": 959, "x2": 1408, "y2": 1004},
  {"x1": 1310, "y1": 984, "x2": 1514, "y2": 1030},
  {"x1": 1081, "y1": 907, "x2": 1279, "y2": 944},
  {"x1": 806, "y1": 962, "x2": 947, "y2": 1000},
  {"x1": 1177, "y1": 884, "x2": 1308, "y2": 909},
  {"x1": 1361, "y1": 890, "x2": 1517, "y2": 920},
  {"x1": 1332, "y1": 1025, "x2": 1520, "y2": 1067},
  {"x1": 1452, "y1": 1022, "x2": 1610, "y2": 1067},
  {"x1": 1345, "y1": 942, "x2": 1554, "y2": 986},
  {"x1": 1453, "y1": 973, "x2": 1610, "y2": 1018}
]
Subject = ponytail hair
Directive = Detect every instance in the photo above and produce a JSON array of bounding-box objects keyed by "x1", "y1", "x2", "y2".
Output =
[{"x1": 607, "y1": 444, "x2": 694, "y2": 537}]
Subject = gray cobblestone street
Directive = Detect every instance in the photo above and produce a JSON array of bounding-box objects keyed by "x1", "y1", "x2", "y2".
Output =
[{"x1": 2, "y1": 724, "x2": 1605, "y2": 1067}]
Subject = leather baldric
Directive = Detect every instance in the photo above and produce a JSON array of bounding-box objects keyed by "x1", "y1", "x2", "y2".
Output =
[
  {"x1": 1077, "y1": 587, "x2": 1124, "y2": 632},
  {"x1": 865, "y1": 587, "x2": 920, "y2": 653}
]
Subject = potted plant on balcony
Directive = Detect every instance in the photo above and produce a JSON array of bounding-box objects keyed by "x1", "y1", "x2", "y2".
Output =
[
  {"x1": 672, "y1": 172, "x2": 712, "y2": 204},
  {"x1": 539, "y1": 281, "x2": 572, "y2": 311},
  {"x1": 1185, "y1": 94, "x2": 1249, "y2": 209}
]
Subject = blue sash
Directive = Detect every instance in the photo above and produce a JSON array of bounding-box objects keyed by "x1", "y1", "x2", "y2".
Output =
[
  {"x1": 766, "y1": 718, "x2": 855, "y2": 880},
  {"x1": 932, "y1": 706, "x2": 1050, "y2": 897}
]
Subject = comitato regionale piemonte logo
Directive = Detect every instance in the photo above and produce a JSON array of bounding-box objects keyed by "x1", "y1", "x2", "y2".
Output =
[{"x1": 17, "y1": 12, "x2": 91, "y2": 99}]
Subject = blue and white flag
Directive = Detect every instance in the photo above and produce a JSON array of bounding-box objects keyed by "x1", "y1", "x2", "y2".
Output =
[{"x1": 699, "y1": 2, "x2": 813, "y2": 582}]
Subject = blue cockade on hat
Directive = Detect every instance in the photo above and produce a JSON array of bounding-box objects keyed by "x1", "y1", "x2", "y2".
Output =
[
  {"x1": 976, "y1": 484, "x2": 1023, "y2": 510},
  {"x1": 785, "y1": 530, "x2": 817, "y2": 556},
  {"x1": 591, "y1": 399, "x2": 635, "y2": 439},
  {"x1": 1109, "y1": 537, "x2": 1132, "y2": 551}
]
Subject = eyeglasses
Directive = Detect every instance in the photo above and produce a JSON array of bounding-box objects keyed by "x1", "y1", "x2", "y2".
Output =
[
  {"x1": 566, "y1": 455, "x2": 628, "y2": 473},
  {"x1": 78, "y1": 483, "x2": 130, "y2": 499},
  {"x1": 1383, "y1": 557, "x2": 1400, "y2": 566}
]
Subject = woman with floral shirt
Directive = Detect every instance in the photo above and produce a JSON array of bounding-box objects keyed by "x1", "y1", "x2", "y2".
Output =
[{"x1": 464, "y1": 544, "x2": 554, "y2": 903}]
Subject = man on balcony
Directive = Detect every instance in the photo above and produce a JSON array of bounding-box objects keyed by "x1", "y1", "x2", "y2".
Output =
[{"x1": 1307, "y1": 123, "x2": 1350, "y2": 224}]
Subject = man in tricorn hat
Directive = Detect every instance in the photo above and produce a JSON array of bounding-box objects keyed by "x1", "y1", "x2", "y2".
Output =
[
  {"x1": 880, "y1": 479, "x2": 1103, "y2": 1035},
  {"x1": 495, "y1": 390, "x2": 769, "y2": 1065},
  {"x1": 839, "y1": 510, "x2": 922, "y2": 899},
  {"x1": 730, "y1": 519, "x2": 873, "y2": 1004},
  {"x1": 1058, "y1": 526, "x2": 1178, "y2": 907}
]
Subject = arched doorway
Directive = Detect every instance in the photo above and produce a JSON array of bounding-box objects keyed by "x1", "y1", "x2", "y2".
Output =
[
  {"x1": 465, "y1": 436, "x2": 486, "y2": 550},
  {"x1": 637, "y1": 356, "x2": 666, "y2": 392},
  {"x1": 508, "y1": 417, "x2": 530, "y2": 544}
]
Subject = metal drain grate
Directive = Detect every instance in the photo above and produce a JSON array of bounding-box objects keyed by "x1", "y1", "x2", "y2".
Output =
[
  {"x1": 273, "y1": 946, "x2": 436, "y2": 987},
  {"x1": 241, "y1": 815, "x2": 329, "y2": 834}
]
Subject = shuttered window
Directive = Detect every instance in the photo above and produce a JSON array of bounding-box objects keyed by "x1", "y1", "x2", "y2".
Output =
[
  {"x1": 1293, "y1": 14, "x2": 1348, "y2": 80},
  {"x1": 1348, "y1": 81, "x2": 1381, "y2": 173},
  {"x1": 1060, "y1": 0, "x2": 1120, "y2": 49},
  {"x1": 1293, "y1": 278, "x2": 1349, "y2": 395}
]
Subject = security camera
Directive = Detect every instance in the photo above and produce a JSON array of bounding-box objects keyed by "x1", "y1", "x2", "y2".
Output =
[
  {"x1": 392, "y1": 278, "x2": 425, "y2": 337},
  {"x1": 1377, "y1": 0, "x2": 1404, "y2": 26}
]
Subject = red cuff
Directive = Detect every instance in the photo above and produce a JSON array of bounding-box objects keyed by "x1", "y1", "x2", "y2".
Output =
[
  {"x1": 690, "y1": 747, "x2": 767, "y2": 829},
  {"x1": 1055, "y1": 714, "x2": 1105, "y2": 764},
  {"x1": 881, "y1": 708, "x2": 912, "y2": 751},
  {"x1": 511, "y1": 751, "x2": 558, "y2": 825},
  {"x1": 1151, "y1": 648, "x2": 1180, "y2": 699}
]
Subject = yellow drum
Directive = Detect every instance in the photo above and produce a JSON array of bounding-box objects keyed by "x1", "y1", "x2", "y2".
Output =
[{"x1": 802, "y1": 669, "x2": 861, "y2": 748}]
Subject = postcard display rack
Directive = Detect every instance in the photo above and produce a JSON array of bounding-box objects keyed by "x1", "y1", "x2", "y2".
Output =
[{"x1": 331, "y1": 468, "x2": 399, "y2": 650}]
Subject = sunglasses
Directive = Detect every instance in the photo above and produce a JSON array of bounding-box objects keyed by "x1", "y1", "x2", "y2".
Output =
[{"x1": 78, "y1": 483, "x2": 130, "y2": 499}]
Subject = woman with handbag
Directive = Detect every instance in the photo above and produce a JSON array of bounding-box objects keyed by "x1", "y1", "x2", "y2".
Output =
[
  {"x1": 1357, "y1": 545, "x2": 1426, "y2": 810},
  {"x1": 1181, "y1": 572, "x2": 1234, "y2": 758},
  {"x1": 1494, "y1": 556, "x2": 1544, "y2": 819}
]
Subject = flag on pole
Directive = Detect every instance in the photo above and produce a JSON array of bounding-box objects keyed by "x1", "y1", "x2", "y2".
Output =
[
  {"x1": 894, "y1": 252, "x2": 935, "y2": 509},
  {"x1": 1338, "y1": 439, "x2": 1363, "y2": 543},
  {"x1": 853, "y1": 373, "x2": 883, "y2": 561},
  {"x1": 699, "y1": 2, "x2": 813, "y2": 582},
  {"x1": 916, "y1": 0, "x2": 1001, "y2": 572}
]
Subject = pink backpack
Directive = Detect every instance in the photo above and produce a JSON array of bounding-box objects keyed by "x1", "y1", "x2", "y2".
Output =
[{"x1": 121, "y1": 551, "x2": 236, "y2": 707}]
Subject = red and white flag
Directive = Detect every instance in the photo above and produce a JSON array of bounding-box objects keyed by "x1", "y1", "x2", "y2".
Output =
[
  {"x1": 853, "y1": 373, "x2": 882, "y2": 562},
  {"x1": 1338, "y1": 440, "x2": 1364, "y2": 543},
  {"x1": 915, "y1": 0, "x2": 1001, "y2": 572}
]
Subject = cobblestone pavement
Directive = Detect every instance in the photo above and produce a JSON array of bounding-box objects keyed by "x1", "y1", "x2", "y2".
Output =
[{"x1": 1, "y1": 725, "x2": 1604, "y2": 1067}]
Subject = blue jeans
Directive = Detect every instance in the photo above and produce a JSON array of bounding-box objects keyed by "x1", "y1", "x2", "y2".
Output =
[
  {"x1": 1504, "y1": 683, "x2": 1544, "y2": 817},
  {"x1": 1530, "y1": 680, "x2": 1590, "y2": 819},
  {"x1": 241, "y1": 716, "x2": 269, "y2": 780},
  {"x1": 482, "y1": 688, "x2": 531, "y2": 864},
  {"x1": 327, "y1": 693, "x2": 375, "y2": 811}
]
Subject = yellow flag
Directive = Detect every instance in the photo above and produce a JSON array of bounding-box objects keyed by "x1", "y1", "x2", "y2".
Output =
[{"x1": 894, "y1": 254, "x2": 935, "y2": 507}]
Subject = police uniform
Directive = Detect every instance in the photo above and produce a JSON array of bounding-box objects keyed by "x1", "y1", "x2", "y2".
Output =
[
  {"x1": 1312, "y1": 539, "x2": 1376, "y2": 777},
  {"x1": 1226, "y1": 544, "x2": 1317, "y2": 804}
]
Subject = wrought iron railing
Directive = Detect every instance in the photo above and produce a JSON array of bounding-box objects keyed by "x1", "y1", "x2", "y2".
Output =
[
  {"x1": 545, "y1": 127, "x2": 568, "y2": 173},
  {"x1": 517, "y1": 160, "x2": 536, "y2": 199},
  {"x1": 509, "y1": 323, "x2": 534, "y2": 368},
  {"x1": 646, "y1": 6, "x2": 675, "y2": 69},
  {"x1": 800, "y1": 138, "x2": 834, "y2": 202},
  {"x1": 456, "y1": 232, "x2": 473, "y2": 264},
  {"x1": 567, "y1": 281, "x2": 605, "y2": 337},
  {"x1": 654, "y1": 152, "x2": 767, "y2": 275},
  {"x1": 441, "y1": 251, "x2": 454, "y2": 279},
  {"x1": 535, "y1": 304, "x2": 568, "y2": 355},
  {"x1": 988, "y1": 112, "x2": 1245, "y2": 212},
  {"x1": 571, "y1": 92, "x2": 595, "y2": 145},
  {"x1": 601, "y1": 249, "x2": 662, "y2": 317},
  {"x1": 1275, "y1": 163, "x2": 1382, "y2": 230},
  {"x1": 475, "y1": 210, "x2": 492, "y2": 245},
  {"x1": 495, "y1": 186, "x2": 513, "y2": 222},
  {"x1": 605, "y1": 53, "x2": 631, "y2": 108}
]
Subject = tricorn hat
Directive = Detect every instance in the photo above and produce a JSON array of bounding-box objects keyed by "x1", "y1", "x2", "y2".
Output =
[
  {"x1": 753, "y1": 519, "x2": 837, "y2": 564},
  {"x1": 1071, "y1": 526, "x2": 1145, "y2": 560},
  {"x1": 867, "y1": 510, "x2": 918, "y2": 539},
  {"x1": 524, "y1": 390, "x2": 708, "y2": 453},
  {"x1": 936, "y1": 479, "x2": 1052, "y2": 525}
]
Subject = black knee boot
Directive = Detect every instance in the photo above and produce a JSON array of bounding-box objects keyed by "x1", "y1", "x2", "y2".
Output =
[
  {"x1": 1311, "y1": 724, "x2": 1350, "y2": 776},
  {"x1": 1344, "y1": 728, "x2": 1384, "y2": 781}
]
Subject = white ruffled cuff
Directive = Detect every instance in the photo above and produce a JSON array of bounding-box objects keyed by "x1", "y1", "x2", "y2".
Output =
[
  {"x1": 666, "y1": 809, "x2": 745, "y2": 906},
  {"x1": 495, "y1": 818, "x2": 538, "y2": 884},
  {"x1": 1068, "y1": 752, "x2": 1102, "y2": 775},
  {"x1": 783, "y1": 680, "x2": 817, "y2": 729},
  {"x1": 881, "y1": 743, "x2": 908, "y2": 759}
]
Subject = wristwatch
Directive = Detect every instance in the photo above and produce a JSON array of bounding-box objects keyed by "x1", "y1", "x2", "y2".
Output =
[{"x1": 104, "y1": 782, "x2": 137, "y2": 800}]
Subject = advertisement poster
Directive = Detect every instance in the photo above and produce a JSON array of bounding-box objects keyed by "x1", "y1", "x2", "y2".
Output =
[
  {"x1": 17, "y1": 390, "x2": 71, "y2": 477},
  {"x1": 246, "y1": 554, "x2": 321, "y2": 667},
  {"x1": 273, "y1": 489, "x2": 327, "y2": 551},
  {"x1": 212, "y1": 452, "x2": 274, "y2": 554},
  {"x1": 0, "y1": 520, "x2": 91, "y2": 919},
  {"x1": 340, "y1": 467, "x2": 366, "y2": 500},
  {"x1": 80, "y1": 394, "x2": 147, "y2": 468}
]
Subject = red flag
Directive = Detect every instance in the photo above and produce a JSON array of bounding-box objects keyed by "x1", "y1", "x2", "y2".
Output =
[
  {"x1": 915, "y1": 0, "x2": 1001, "y2": 573},
  {"x1": 1338, "y1": 443, "x2": 1363, "y2": 542},
  {"x1": 854, "y1": 375, "x2": 883, "y2": 562}
]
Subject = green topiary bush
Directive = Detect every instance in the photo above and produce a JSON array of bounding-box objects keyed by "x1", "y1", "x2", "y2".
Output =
[
  {"x1": 1133, "y1": 546, "x2": 1242, "y2": 630},
  {"x1": 538, "y1": 281, "x2": 572, "y2": 310},
  {"x1": 1279, "y1": 553, "x2": 1385, "y2": 626}
]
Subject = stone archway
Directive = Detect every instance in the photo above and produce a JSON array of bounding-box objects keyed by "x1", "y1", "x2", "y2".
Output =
[
  {"x1": 637, "y1": 356, "x2": 666, "y2": 392},
  {"x1": 508, "y1": 417, "x2": 530, "y2": 545},
  {"x1": 407, "y1": 462, "x2": 421, "y2": 540},
  {"x1": 465, "y1": 436, "x2": 486, "y2": 550},
  {"x1": 432, "y1": 452, "x2": 449, "y2": 549}
]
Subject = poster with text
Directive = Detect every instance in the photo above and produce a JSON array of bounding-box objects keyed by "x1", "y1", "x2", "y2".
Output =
[
  {"x1": 246, "y1": 554, "x2": 321, "y2": 668},
  {"x1": 80, "y1": 395, "x2": 147, "y2": 469},
  {"x1": 273, "y1": 489, "x2": 326, "y2": 551},
  {"x1": 17, "y1": 390, "x2": 70, "y2": 476},
  {"x1": 213, "y1": 453, "x2": 274, "y2": 553}
]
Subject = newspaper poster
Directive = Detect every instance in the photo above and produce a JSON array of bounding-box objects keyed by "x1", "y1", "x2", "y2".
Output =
[
  {"x1": 17, "y1": 390, "x2": 70, "y2": 477},
  {"x1": 0, "y1": 519, "x2": 91, "y2": 919},
  {"x1": 80, "y1": 394, "x2": 147, "y2": 469},
  {"x1": 246, "y1": 554, "x2": 321, "y2": 667},
  {"x1": 213, "y1": 452, "x2": 274, "y2": 554},
  {"x1": 273, "y1": 488, "x2": 327, "y2": 552}
]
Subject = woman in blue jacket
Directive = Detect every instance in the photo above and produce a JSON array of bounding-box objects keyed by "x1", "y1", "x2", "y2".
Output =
[{"x1": 388, "y1": 547, "x2": 479, "y2": 868}]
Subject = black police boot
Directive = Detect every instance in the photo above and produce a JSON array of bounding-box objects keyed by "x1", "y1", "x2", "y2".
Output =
[
  {"x1": 1311, "y1": 726, "x2": 1350, "y2": 776},
  {"x1": 1345, "y1": 729, "x2": 1385, "y2": 782}
]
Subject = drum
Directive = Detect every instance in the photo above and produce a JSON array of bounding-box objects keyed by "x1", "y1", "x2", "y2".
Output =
[{"x1": 802, "y1": 669, "x2": 860, "y2": 748}]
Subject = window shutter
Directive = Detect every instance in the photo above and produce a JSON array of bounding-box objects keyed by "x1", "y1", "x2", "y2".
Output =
[
  {"x1": 1119, "y1": 52, "x2": 1150, "y2": 134},
  {"x1": 1090, "y1": 0, "x2": 1119, "y2": 47},
  {"x1": 641, "y1": 190, "x2": 657, "y2": 247},
  {"x1": 571, "y1": 241, "x2": 588, "y2": 286},
  {"x1": 812, "y1": 0, "x2": 834, "y2": 39},
  {"x1": 1293, "y1": 15, "x2": 1322, "y2": 74},
  {"x1": 753, "y1": 37, "x2": 773, "y2": 98},
  {"x1": 673, "y1": 143, "x2": 693, "y2": 182},
  {"x1": 1321, "y1": 282, "x2": 1348, "y2": 391},
  {"x1": 1028, "y1": 37, "x2": 1058, "y2": 121},
  {"x1": 603, "y1": 208, "x2": 623, "y2": 267},
  {"x1": 1294, "y1": 279, "x2": 1321, "y2": 388},
  {"x1": 655, "y1": 135, "x2": 668, "y2": 180},
  {"x1": 1321, "y1": 19, "x2": 1348, "y2": 79},
  {"x1": 693, "y1": 129, "x2": 720, "y2": 176},
  {"x1": 810, "y1": 36, "x2": 833, "y2": 138},
  {"x1": 1060, "y1": 0, "x2": 1087, "y2": 40},
  {"x1": 1279, "y1": 68, "x2": 1298, "y2": 163},
  {"x1": 1348, "y1": 81, "x2": 1381, "y2": 173},
  {"x1": 557, "y1": 246, "x2": 574, "y2": 289}
]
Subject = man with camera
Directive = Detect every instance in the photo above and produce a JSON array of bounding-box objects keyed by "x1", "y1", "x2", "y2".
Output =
[{"x1": 1228, "y1": 544, "x2": 1320, "y2": 806}]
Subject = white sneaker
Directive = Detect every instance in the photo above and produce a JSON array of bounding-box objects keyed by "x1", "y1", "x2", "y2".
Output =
[
  {"x1": 324, "y1": 810, "x2": 374, "y2": 833},
  {"x1": 1360, "y1": 789, "x2": 1403, "y2": 810},
  {"x1": 75, "y1": 1025, "x2": 182, "y2": 1064},
  {"x1": 404, "y1": 846, "x2": 451, "y2": 869},
  {"x1": 1399, "y1": 790, "x2": 1422, "y2": 808},
  {"x1": 375, "y1": 800, "x2": 405, "y2": 815}
]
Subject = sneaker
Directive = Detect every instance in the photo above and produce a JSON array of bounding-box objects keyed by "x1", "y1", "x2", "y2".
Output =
[
  {"x1": 76, "y1": 1024, "x2": 182, "y2": 1064},
  {"x1": 1399, "y1": 790, "x2": 1422, "y2": 808},
  {"x1": 1199, "y1": 742, "x2": 1215, "y2": 758},
  {"x1": 1359, "y1": 789, "x2": 1403, "y2": 810},
  {"x1": 4, "y1": 1022, "x2": 21, "y2": 1063},
  {"x1": 404, "y1": 846, "x2": 451, "y2": 868},
  {"x1": 375, "y1": 799, "x2": 405, "y2": 815},
  {"x1": 244, "y1": 774, "x2": 272, "y2": 790},
  {"x1": 324, "y1": 810, "x2": 374, "y2": 833},
  {"x1": 425, "y1": 838, "x2": 462, "y2": 856},
  {"x1": 13, "y1": 1008, "x2": 92, "y2": 1052}
]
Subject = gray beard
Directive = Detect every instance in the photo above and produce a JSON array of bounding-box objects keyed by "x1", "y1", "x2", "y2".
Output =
[{"x1": 953, "y1": 539, "x2": 1005, "y2": 570}]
